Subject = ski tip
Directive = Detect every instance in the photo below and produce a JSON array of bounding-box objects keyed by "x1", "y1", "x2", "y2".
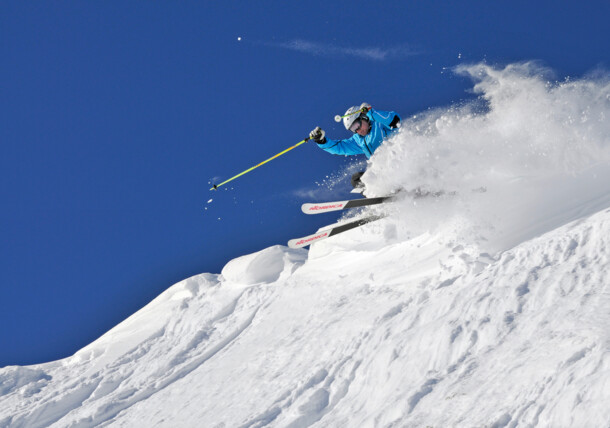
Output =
[
  {"x1": 288, "y1": 239, "x2": 307, "y2": 249},
  {"x1": 287, "y1": 240, "x2": 303, "y2": 249},
  {"x1": 301, "y1": 202, "x2": 347, "y2": 214},
  {"x1": 288, "y1": 230, "x2": 331, "y2": 248}
]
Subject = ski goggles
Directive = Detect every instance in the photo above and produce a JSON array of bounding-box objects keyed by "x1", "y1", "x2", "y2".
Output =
[{"x1": 349, "y1": 116, "x2": 368, "y2": 133}]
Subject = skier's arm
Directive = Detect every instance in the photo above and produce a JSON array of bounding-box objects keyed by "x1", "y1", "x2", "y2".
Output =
[
  {"x1": 310, "y1": 127, "x2": 365, "y2": 156},
  {"x1": 317, "y1": 135, "x2": 365, "y2": 156},
  {"x1": 370, "y1": 109, "x2": 401, "y2": 129}
]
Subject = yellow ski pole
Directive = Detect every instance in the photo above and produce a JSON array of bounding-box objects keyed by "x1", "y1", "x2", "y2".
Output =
[{"x1": 210, "y1": 137, "x2": 311, "y2": 190}]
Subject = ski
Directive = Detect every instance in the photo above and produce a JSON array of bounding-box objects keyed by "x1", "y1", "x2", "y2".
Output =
[
  {"x1": 301, "y1": 195, "x2": 396, "y2": 215},
  {"x1": 288, "y1": 215, "x2": 385, "y2": 249}
]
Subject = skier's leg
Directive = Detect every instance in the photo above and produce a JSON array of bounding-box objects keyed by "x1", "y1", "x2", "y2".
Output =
[{"x1": 351, "y1": 171, "x2": 365, "y2": 189}]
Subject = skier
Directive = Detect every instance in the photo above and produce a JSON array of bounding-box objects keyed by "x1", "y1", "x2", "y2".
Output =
[{"x1": 309, "y1": 102, "x2": 401, "y2": 189}]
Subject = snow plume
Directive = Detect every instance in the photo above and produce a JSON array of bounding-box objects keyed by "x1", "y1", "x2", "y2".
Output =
[
  {"x1": 364, "y1": 62, "x2": 610, "y2": 252},
  {"x1": 292, "y1": 158, "x2": 367, "y2": 199}
]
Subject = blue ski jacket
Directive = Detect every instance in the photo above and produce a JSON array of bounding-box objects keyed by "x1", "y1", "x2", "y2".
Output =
[{"x1": 317, "y1": 109, "x2": 401, "y2": 158}]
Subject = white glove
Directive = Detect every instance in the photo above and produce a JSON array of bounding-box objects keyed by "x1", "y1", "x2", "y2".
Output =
[{"x1": 309, "y1": 126, "x2": 325, "y2": 143}]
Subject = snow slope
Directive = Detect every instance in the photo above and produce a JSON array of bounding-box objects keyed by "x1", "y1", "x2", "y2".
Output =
[{"x1": 1, "y1": 63, "x2": 610, "y2": 427}]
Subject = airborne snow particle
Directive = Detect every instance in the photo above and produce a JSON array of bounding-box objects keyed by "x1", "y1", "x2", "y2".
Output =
[
  {"x1": 207, "y1": 199, "x2": 213, "y2": 204},
  {"x1": 237, "y1": 37, "x2": 242, "y2": 41}
]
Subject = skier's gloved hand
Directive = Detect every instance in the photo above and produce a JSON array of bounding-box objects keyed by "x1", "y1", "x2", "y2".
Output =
[
  {"x1": 309, "y1": 126, "x2": 326, "y2": 144},
  {"x1": 359, "y1": 102, "x2": 371, "y2": 112},
  {"x1": 390, "y1": 115, "x2": 401, "y2": 129}
]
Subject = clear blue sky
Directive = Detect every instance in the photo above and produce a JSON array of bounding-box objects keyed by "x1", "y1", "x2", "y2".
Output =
[{"x1": 1, "y1": 1, "x2": 608, "y2": 366}]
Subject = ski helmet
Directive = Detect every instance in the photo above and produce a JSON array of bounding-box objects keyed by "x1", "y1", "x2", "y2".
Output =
[{"x1": 342, "y1": 106, "x2": 364, "y2": 131}]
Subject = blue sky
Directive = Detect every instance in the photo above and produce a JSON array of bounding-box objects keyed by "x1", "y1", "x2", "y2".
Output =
[{"x1": 1, "y1": 1, "x2": 609, "y2": 366}]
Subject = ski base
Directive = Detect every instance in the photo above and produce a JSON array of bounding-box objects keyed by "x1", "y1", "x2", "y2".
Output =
[
  {"x1": 288, "y1": 215, "x2": 385, "y2": 249},
  {"x1": 301, "y1": 195, "x2": 395, "y2": 215}
]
